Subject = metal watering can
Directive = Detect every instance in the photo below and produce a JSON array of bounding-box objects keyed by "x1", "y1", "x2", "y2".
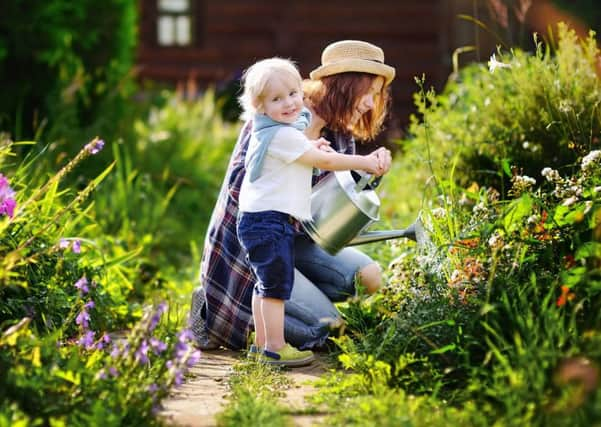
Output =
[{"x1": 301, "y1": 170, "x2": 426, "y2": 255}]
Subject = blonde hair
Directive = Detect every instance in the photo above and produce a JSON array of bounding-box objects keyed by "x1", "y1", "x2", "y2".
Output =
[{"x1": 238, "y1": 57, "x2": 302, "y2": 121}]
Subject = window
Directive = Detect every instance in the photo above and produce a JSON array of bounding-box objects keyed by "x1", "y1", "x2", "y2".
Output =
[{"x1": 157, "y1": 0, "x2": 193, "y2": 46}]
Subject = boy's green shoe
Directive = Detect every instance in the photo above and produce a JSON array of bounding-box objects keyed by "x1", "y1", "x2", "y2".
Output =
[{"x1": 260, "y1": 343, "x2": 314, "y2": 367}]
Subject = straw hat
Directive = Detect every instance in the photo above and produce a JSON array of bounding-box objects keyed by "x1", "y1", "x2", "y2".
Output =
[{"x1": 309, "y1": 40, "x2": 395, "y2": 85}]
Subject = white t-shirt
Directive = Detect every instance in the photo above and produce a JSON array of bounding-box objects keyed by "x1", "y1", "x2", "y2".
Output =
[{"x1": 239, "y1": 126, "x2": 314, "y2": 220}]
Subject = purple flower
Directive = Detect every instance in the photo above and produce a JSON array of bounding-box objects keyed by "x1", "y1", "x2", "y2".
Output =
[
  {"x1": 173, "y1": 369, "x2": 184, "y2": 386},
  {"x1": 59, "y1": 238, "x2": 81, "y2": 253},
  {"x1": 78, "y1": 330, "x2": 95, "y2": 349},
  {"x1": 150, "y1": 337, "x2": 167, "y2": 354},
  {"x1": 109, "y1": 366, "x2": 119, "y2": 377},
  {"x1": 148, "y1": 383, "x2": 159, "y2": 393},
  {"x1": 74, "y1": 276, "x2": 89, "y2": 294},
  {"x1": 135, "y1": 340, "x2": 150, "y2": 365},
  {"x1": 76, "y1": 308, "x2": 90, "y2": 329},
  {"x1": 0, "y1": 174, "x2": 16, "y2": 218},
  {"x1": 85, "y1": 139, "x2": 105, "y2": 155},
  {"x1": 85, "y1": 300, "x2": 95, "y2": 309},
  {"x1": 175, "y1": 340, "x2": 189, "y2": 360},
  {"x1": 110, "y1": 345, "x2": 120, "y2": 359},
  {"x1": 149, "y1": 302, "x2": 168, "y2": 332},
  {"x1": 177, "y1": 329, "x2": 194, "y2": 343},
  {"x1": 186, "y1": 350, "x2": 201, "y2": 367}
]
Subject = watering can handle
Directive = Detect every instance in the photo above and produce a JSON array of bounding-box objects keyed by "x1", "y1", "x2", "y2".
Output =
[{"x1": 353, "y1": 173, "x2": 382, "y2": 192}]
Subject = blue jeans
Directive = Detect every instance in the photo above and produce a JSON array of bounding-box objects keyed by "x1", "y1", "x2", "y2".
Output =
[
  {"x1": 237, "y1": 211, "x2": 296, "y2": 300},
  {"x1": 284, "y1": 235, "x2": 373, "y2": 350}
]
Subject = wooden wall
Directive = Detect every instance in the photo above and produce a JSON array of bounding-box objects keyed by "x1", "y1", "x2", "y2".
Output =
[{"x1": 137, "y1": 0, "x2": 452, "y2": 135}]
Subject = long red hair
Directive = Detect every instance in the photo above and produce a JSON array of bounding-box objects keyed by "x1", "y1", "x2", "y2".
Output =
[{"x1": 303, "y1": 73, "x2": 390, "y2": 141}]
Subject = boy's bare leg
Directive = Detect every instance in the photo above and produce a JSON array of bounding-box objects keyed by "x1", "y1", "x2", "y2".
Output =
[
  {"x1": 261, "y1": 297, "x2": 286, "y2": 352},
  {"x1": 252, "y1": 293, "x2": 265, "y2": 347}
]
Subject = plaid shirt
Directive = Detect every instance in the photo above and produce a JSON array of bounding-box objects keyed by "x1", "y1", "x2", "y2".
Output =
[{"x1": 199, "y1": 121, "x2": 355, "y2": 350}]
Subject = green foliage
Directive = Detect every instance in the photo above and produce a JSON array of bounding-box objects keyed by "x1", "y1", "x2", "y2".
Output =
[
  {"x1": 94, "y1": 90, "x2": 239, "y2": 264},
  {"x1": 0, "y1": 136, "x2": 201, "y2": 424},
  {"x1": 217, "y1": 361, "x2": 291, "y2": 427},
  {"x1": 325, "y1": 24, "x2": 601, "y2": 426},
  {"x1": 0, "y1": 0, "x2": 137, "y2": 142},
  {"x1": 402, "y1": 24, "x2": 600, "y2": 195}
]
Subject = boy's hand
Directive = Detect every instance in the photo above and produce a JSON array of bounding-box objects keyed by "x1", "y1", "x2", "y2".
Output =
[{"x1": 312, "y1": 137, "x2": 334, "y2": 152}]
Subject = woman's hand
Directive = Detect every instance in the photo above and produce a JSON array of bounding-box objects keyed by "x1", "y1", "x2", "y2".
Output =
[
  {"x1": 363, "y1": 151, "x2": 386, "y2": 176},
  {"x1": 373, "y1": 147, "x2": 392, "y2": 175},
  {"x1": 304, "y1": 99, "x2": 327, "y2": 140}
]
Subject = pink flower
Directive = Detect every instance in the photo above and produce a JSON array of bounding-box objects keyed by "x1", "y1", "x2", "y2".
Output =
[{"x1": 0, "y1": 174, "x2": 16, "y2": 218}]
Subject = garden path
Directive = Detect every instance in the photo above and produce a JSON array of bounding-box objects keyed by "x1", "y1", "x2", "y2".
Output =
[{"x1": 159, "y1": 349, "x2": 329, "y2": 427}]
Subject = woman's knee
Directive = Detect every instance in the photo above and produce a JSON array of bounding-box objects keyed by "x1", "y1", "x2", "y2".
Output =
[{"x1": 357, "y1": 262, "x2": 382, "y2": 294}]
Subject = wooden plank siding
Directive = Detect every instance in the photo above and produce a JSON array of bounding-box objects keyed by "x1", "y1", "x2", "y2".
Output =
[{"x1": 137, "y1": 0, "x2": 452, "y2": 134}]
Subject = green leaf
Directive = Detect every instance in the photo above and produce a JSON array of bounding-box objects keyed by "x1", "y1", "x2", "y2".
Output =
[
  {"x1": 93, "y1": 246, "x2": 143, "y2": 269},
  {"x1": 501, "y1": 158, "x2": 512, "y2": 177},
  {"x1": 53, "y1": 369, "x2": 80, "y2": 385},
  {"x1": 430, "y1": 344, "x2": 456, "y2": 354},
  {"x1": 553, "y1": 202, "x2": 587, "y2": 226},
  {"x1": 575, "y1": 242, "x2": 601, "y2": 260},
  {"x1": 503, "y1": 194, "x2": 533, "y2": 233}
]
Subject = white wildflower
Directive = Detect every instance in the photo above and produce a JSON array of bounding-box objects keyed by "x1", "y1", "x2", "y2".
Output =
[
  {"x1": 569, "y1": 185, "x2": 583, "y2": 198},
  {"x1": 527, "y1": 214, "x2": 540, "y2": 225},
  {"x1": 451, "y1": 270, "x2": 461, "y2": 282},
  {"x1": 581, "y1": 150, "x2": 601, "y2": 174},
  {"x1": 488, "y1": 54, "x2": 512, "y2": 73},
  {"x1": 558, "y1": 99, "x2": 573, "y2": 113},
  {"x1": 432, "y1": 207, "x2": 446, "y2": 218},
  {"x1": 473, "y1": 202, "x2": 488, "y2": 215},
  {"x1": 512, "y1": 175, "x2": 536, "y2": 194},
  {"x1": 542, "y1": 167, "x2": 562, "y2": 183},
  {"x1": 488, "y1": 232, "x2": 503, "y2": 250},
  {"x1": 562, "y1": 196, "x2": 578, "y2": 207}
]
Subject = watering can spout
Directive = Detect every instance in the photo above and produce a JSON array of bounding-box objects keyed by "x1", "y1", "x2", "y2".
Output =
[{"x1": 347, "y1": 218, "x2": 424, "y2": 246}]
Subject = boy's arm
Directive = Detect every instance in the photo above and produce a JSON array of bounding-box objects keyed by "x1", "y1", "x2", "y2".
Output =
[{"x1": 297, "y1": 145, "x2": 384, "y2": 175}]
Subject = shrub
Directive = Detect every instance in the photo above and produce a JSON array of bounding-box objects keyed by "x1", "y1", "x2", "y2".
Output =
[
  {"x1": 399, "y1": 24, "x2": 600, "y2": 196},
  {"x1": 0, "y1": 0, "x2": 137, "y2": 143}
]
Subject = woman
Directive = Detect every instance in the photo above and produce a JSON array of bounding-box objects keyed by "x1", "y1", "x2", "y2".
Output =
[{"x1": 190, "y1": 40, "x2": 395, "y2": 351}]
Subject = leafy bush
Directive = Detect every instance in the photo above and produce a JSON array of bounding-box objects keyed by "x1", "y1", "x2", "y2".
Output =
[
  {"x1": 327, "y1": 24, "x2": 601, "y2": 426},
  {"x1": 0, "y1": 0, "x2": 137, "y2": 144},
  {"x1": 94, "y1": 90, "x2": 240, "y2": 265},
  {"x1": 400, "y1": 24, "x2": 600, "y2": 195},
  {"x1": 0, "y1": 136, "x2": 201, "y2": 425}
]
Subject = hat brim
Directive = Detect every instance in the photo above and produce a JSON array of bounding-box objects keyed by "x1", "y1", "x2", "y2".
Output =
[{"x1": 309, "y1": 59, "x2": 395, "y2": 85}]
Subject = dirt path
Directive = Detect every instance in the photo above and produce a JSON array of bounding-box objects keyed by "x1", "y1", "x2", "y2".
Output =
[{"x1": 159, "y1": 349, "x2": 329, "y2": 427}]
